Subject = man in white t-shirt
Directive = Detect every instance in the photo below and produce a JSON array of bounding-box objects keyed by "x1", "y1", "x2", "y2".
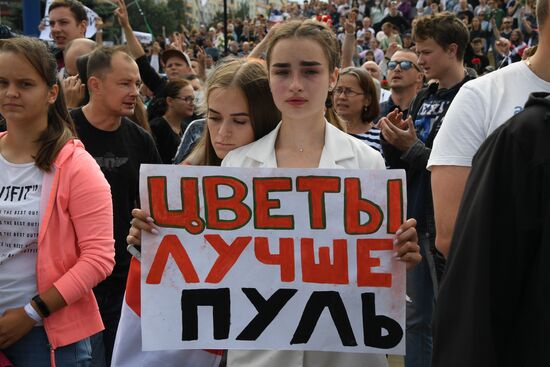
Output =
[{"x1": 427, "y1": 0, "x2": 550, "y2": 258}]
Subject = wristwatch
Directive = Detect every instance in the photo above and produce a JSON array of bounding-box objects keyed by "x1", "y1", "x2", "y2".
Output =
[{"x1": 32, "y1": 295, "x2": 51, "y2": 318}]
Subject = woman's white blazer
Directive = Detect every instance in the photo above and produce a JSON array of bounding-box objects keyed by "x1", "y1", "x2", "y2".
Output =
[{"x1": 222, "y1": 121, "x2": 389, "y2": 367}]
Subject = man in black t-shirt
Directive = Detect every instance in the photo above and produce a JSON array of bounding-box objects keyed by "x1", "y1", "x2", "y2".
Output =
[{"x1": 71, "y1": 47, "x2": 161, "y2": 367}]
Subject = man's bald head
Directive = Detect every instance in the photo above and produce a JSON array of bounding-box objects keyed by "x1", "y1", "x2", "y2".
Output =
[
  {"x1": 362, "y1": 61, "x2": 382, "y2": 81},
  {"x1": 63, "y1": 38, "x2": 97, "y2": 77}
]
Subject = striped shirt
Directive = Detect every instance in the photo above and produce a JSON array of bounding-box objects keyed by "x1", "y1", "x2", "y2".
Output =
[{"x1": 349, "y1": 128, "x2": 382, "y2": 154}]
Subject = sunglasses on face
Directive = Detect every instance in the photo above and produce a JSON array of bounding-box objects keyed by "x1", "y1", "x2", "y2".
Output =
[{"x1": 387, "y1": 60, "x2": 421, "y2": 71}]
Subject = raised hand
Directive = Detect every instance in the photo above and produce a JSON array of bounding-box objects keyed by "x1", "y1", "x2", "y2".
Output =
[
  {"x1": 344, "y1": 11, "x2": 357, "y2": 35},
  {"x1": 114, "y1": 0, "x2": 131, "y2": 29}
]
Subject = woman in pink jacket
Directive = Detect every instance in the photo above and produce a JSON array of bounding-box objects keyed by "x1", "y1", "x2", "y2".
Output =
[{"x1": 0, "y1": 37, "x2": 115, "y2": 366}]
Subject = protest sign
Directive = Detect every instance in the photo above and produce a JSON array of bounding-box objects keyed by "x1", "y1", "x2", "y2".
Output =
[
  {"x1": 121, "y1": 30, "x2": 153, "y2": 45},
  {"x1": 139, "y1": 165, "x2": 407, "y2": 354},
  {"x1": 39, "y1": 0, "x2": 99, "y2": 41}
]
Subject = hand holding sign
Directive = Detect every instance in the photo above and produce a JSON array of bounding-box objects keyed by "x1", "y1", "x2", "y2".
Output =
[
  {"x1": 127, "y1": 208, "x2": 157, "y2": 247},
  {"x1": 393, "y1": 218, "x2": 420, "y2": 270},
  {"x1": 139, "y1": 165, "x2": 418, "y2": 354},
  {"x1": 128, "y1": 210, "x2": 420, "y2": 269}
]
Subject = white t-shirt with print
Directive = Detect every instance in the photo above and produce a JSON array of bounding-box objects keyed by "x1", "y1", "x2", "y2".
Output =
[
  {"x1": 427, "y1": 61, "x2": 550, "y2": 169},
  {"x1": 0, "y1": 154, "x2": 43, "y2": 316}
]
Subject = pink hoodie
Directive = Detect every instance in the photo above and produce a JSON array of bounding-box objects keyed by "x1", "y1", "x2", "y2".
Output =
[{"x1": 0, "y1": 133, "x2": 115, "y2": 350}]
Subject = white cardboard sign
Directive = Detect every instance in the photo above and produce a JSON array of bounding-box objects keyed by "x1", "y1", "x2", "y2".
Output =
[{"x1": 139, "y1": 165, "x2": 407, "y2": 354}]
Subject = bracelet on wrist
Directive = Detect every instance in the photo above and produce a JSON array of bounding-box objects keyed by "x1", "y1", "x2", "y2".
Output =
[
  {"x1": 32, "y1": 295, "x2": 51, "y2": 318},
  {"x1": 24, "y1": 302, "x2": 42, "y2": 322}
]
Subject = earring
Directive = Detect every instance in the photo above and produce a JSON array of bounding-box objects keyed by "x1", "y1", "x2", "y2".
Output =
[{"x1": 325, "y1": 96, "x2": 333, "y2": 109}]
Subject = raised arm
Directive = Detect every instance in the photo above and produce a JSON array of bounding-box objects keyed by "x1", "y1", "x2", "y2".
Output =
[
  {"x1": 491, "y1": 18, "x2": 501, "y2": 40},
  {"x1": 116, "y1": 0, "x2": 165, "y2": 94},
  {"x1": 520, "y1": 10, "x2": 534, "y2": 34},
  {"x1": 341, "y1": 12, "x2": 357, "y2": 68},
  {"x1": 507, "y1": 0, "x2": 519, "y2": 16},
  {"x1": 196, "y1": 47, "x2": 207, "y2": 82},
  {"x1": 115, "y1": 0, "x2": 146, "y2": 59}
]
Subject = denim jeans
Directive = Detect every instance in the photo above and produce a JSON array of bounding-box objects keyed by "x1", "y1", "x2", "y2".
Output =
[
  {"x1": 92, "y1": 285, "x2": 125, "y2": 367},
  {"x1": 2, "y1": 326, "x2": 92, "y2": 367},
  {"x1": 90, "y1": 332, "x2": 107, "y2": 367},
  {"x1": 405, "y1": 234, "x2": 439, "y2": 367}
]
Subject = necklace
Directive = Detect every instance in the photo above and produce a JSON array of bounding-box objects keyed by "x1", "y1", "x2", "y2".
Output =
[
  {"x1": 299, "y1": 147, "x2": 304, "y2": 153},
  {"x1": 525, "y1": 57, "x2": 534, "y2": 71}
]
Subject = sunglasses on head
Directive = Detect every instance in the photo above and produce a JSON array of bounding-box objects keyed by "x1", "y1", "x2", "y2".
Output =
[{"x1": 387, "y1": 60, "x2": 420, "y2": 71}]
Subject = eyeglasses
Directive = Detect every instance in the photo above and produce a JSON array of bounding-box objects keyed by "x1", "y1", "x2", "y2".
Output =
[
  {"x1": 333, "y1": 87, "x2": 364, "y2": 97},
  {"x1": 387, "y1": 60, "x2": 421, "y2": 71},
  {"x1": 173, "y1": 96, "x2": 195, "y2": 104}
]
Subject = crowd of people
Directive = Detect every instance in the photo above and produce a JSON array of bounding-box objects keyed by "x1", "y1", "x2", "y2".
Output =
[{"x1": 0, "y1": 0, "x2": 549, "y2": 366}]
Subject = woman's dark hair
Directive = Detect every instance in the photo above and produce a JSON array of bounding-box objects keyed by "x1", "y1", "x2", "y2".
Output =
[
  {"x1": 131, "y1": 98, "x2": 151, "y2": 133},
  {"x1": 49, "y1": 0, "x2": 87, "y2": 24},
  {"x1": 338, "y1": 67, "x2": 380, "y2": 122},
  {"x1": 0, "y1": 37, "x2": 76, "y2": 171},
  {"x1": 165, "y1": 79, "x2": 192, "y2": 102}
]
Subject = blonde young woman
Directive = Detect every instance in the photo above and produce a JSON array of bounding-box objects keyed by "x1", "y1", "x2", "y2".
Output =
[
  {"x1": 221, "y1": 20, "x2": 420, "y2": 367},
  {"x1": 126, "y1": 21, "x2": 421, "y2": 367},
  {"x1": 113, "y1": 58, "x2": 280, "y2": 366}
]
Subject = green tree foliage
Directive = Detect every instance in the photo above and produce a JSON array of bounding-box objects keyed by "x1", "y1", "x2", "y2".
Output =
[
  {"x1": 24, "y1": 0, "x2": 188, "y2": 40},
  {"x1": 88, "y1": 0, "x2": 187, "y2": 36},
  {"x1": 167, "y1": 0, "x2": 186, "y2": 28}
]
